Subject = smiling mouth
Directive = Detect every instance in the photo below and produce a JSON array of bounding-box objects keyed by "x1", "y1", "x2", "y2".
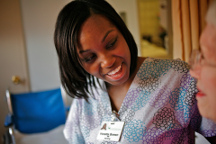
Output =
[{"x1": 107, "y1": 64, "x2": 122, "y2": 76}]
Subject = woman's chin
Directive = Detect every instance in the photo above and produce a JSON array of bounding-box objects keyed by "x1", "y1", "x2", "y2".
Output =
[{"x1": 197, "y1": 100, "x2": 211, "y2": 119}]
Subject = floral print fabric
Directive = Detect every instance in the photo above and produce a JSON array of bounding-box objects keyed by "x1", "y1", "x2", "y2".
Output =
[{"x1": 64, "y1": 58, "x2": 216, "y2": 144}]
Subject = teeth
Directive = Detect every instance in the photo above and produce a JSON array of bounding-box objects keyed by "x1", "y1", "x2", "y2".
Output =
[{"x1": 107, "y1": 65, "x2": 121, "y2": 76}]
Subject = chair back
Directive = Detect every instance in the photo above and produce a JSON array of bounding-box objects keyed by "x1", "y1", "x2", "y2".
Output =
[{"x1": 10, "y1": 88, "x2": 66, "y2": 134}]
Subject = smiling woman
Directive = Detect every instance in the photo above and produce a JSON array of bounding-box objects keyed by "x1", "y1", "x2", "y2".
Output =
[
  {"x1": 77, "y1": 14, "x2": 131, "y2": 86},
  {"x1": 54, "y1": 0, "x2": 216, "y2": 143}
]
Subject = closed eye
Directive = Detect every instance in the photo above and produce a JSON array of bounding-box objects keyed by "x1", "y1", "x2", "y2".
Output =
[
  {"x1": 106, "y1": 37, "x2": 117, "y2": 49},
  {"x1": 83, "y1": 54, "x2": 96, "y2": 63}
]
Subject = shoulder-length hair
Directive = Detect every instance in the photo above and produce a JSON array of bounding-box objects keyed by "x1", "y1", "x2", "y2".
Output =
[{"x1": 54, "y1": 0, "x2": 138, "y2": 101}]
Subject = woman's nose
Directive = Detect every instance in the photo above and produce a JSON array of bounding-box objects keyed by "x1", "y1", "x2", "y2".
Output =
[
  {"x1": 100, "y1": 54, "x2": 115, "y2": 68},
  {"x1": 189, "y1": 65, "x2": 201, "y2": 79}
]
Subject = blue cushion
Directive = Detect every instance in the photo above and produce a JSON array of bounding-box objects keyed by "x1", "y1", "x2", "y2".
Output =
[{"x1": 11, "y1": 88, "x2": 66, "y2": 134}]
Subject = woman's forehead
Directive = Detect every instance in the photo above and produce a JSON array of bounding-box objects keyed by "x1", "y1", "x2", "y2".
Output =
[
  {"x1": 80, "y1": 14, "x2": 115, "y2": 34},
  {"x1": 78, "y1": 15, "x2": 117, "y2": 45}
]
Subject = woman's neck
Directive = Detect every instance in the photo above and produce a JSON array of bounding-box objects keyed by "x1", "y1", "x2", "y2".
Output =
[{"x1": 106, "y1": 57, "x2": 145, "y2": 112}]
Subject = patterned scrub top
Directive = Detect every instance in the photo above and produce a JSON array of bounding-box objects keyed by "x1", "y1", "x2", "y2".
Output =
[{"x1": 64, "y1": 58, "x2": 216, "y2": 144}]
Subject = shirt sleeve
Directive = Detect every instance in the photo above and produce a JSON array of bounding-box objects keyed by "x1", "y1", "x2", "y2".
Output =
[{"x1": 63, "y1": 99, "x2": 85, "y2": 144}]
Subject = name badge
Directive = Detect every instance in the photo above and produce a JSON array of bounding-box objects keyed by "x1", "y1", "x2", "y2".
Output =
[{"x1": 97, "y1": 121, "x2": 125, "y2": 142}]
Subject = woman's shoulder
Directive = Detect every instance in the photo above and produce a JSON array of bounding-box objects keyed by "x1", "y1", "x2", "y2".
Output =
[
  {"x1": 141, "y1": 57, "x2": 190, "y2": 73},
  {"x1": 136, "y1": 57, "x2": 190, "y2": 79}
]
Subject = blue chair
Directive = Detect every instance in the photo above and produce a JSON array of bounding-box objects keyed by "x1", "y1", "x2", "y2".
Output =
[{"x1": 3, "y1": 87, "x2": 68, "y2": 144}]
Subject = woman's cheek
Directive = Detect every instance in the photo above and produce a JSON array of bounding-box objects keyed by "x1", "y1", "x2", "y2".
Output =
[{"x1": 201, "y1": 67, "x2": 216, "y2": 96}]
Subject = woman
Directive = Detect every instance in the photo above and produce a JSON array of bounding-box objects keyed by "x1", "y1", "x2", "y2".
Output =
[
  {"x1": 190, "y1": 0, "x2": 216, "y2": 123},
  {"x1": 54, "y1": 0, "x2": 216, "y2": 143}
]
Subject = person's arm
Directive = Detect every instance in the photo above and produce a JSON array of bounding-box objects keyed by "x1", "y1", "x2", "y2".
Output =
[{"x1": 64, "y1": 99, "x2": 85, "y2": 144}]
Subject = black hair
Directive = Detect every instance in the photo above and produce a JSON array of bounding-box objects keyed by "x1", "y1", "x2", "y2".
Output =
[{"x1": 54, "y1": 0, "x2": 138, "y2": 100}]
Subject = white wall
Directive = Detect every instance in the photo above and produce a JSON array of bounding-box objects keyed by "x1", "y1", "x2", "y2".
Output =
[
  {"x1": 20, "y1": 0, "x2": 70, "y2": 91},
  {"x1": 107, "y1": 0, "x2": 141, "y2": 56}
]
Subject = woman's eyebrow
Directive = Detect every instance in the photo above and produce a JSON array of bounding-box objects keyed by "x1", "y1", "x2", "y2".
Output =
[
  {"x1": 79, "y1": 29, "x2": 115, "y2": 54},
  {"x1": 102, "y1": 30, "x2": 114, "y2": 42},
  {"x1": 79, "y1": 49, "x2": 90, "y2": 54}
]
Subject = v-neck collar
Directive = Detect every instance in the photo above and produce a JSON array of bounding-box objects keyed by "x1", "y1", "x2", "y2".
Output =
[{"x1": 97, "y1": 57, "x2": 150, "y2": 121}]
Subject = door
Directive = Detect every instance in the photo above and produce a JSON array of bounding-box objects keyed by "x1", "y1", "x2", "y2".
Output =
[{"x1": 0, "y1": 0, "x2": 30, "y2": 137}]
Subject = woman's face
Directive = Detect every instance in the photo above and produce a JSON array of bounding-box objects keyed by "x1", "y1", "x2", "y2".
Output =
[
  {"x1": 190, "y1": 22, "x2": 216, "y2": 122},
  {"x1": 77, "y1": 14, "x2": 131, "y2": 86}
]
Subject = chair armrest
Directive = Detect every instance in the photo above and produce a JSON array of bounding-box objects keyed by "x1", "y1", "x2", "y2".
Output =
[{"x1": 4, "y1": 114, "x2": 13, "y2": 127}]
